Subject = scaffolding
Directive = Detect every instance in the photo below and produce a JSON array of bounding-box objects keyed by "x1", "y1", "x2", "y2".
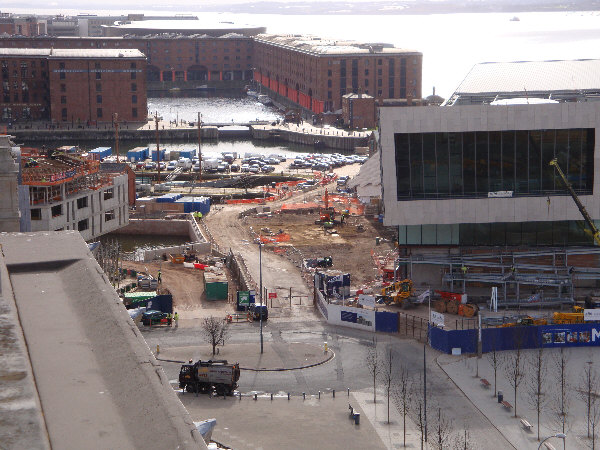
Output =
[{"x1": 397, "y1": 247, "x2": 600, "y2": 307}]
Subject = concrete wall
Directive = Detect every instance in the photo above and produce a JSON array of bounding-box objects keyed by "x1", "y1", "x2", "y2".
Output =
[
  {"x1": 142, "y1": 242, "x2": 211, "y2": 261},
  {"x1": 113, "y1": 218, "x2": 191, "y2": 237},
  {"x1": 380, "y1": 103, "x2": 600, "y2": 226}
]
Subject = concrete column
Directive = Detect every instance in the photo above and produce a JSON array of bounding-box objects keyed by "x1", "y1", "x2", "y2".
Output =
[{"x1": 0, "y1": 136, "x2": 20, "y2": 231}]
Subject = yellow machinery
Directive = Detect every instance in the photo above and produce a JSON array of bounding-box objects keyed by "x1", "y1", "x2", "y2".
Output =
[
  {"x1": 553, "y1": 306, "x2": 585, "y2": 324},
  {"x1": 550, "y1": 158, "x2": 600, "y2": 246},
  {"x1": 381, "y1": 279, "x2": 414, "y2": 305}
]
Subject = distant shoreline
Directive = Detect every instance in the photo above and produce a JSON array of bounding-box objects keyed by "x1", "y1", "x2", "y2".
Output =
[{"x1": 2, "y1": 2, "x2": 599, "y2": 17}]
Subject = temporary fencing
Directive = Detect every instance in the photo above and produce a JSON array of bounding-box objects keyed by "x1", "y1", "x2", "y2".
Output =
[{"x1": 258, "y1": 233, "x2": 291, "y2": 244}]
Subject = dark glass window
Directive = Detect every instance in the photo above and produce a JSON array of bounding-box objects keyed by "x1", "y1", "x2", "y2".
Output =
[{"x1": 394, "y1": 128, "x2": 594, "y2": 200}]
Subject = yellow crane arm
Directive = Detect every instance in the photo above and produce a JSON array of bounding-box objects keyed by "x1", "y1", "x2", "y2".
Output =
[{"x1": 549, "y1": 158, "x2": 600, "y2": 246}]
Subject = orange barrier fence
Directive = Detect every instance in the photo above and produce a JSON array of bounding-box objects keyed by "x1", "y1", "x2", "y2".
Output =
[
  {"x1": 259, "y1": 233, "x2": 291, "y2": 243},
  {"x1": 280, "y1": 202, "x2": 320, "y2": 211}
]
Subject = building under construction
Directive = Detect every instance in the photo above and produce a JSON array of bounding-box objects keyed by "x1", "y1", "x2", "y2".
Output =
[{"x1": 19, "y1": 146, "x2": 130, "y2": 240}]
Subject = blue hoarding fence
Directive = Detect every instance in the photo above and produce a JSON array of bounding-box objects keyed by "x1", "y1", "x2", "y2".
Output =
[
  {"x1": 375, "y1": 311, "x2": 399, "y2": 333},
  {"x1": 429, "y1": 322, "x2": 600, "y2": 354}
]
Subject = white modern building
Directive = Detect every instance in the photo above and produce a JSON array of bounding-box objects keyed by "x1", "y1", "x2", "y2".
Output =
[
  {"x1": 18, "y1": 148, "x2": 129, "y2": 240},
  {"x1": 380, "y1": 101, "x2": 600, "y2": 246}
]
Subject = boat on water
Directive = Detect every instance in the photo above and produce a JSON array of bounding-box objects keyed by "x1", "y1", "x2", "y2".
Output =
[{"x1": 258, "y1": 94, "x2": 273, "y2": 106}]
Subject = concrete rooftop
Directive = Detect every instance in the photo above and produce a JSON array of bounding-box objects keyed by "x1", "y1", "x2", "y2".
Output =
[{"x1": 0, "y1": 231, "x2": 205, "y2": 449}]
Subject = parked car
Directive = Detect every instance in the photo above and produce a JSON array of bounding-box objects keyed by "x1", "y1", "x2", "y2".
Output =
[
  {"x1": 249, "y1": 303, "x2": 268, "y2": 321},
  {"x1": 142, "y1": 310, "x2": 168, "y2": 326},
  {"x1": 241, "y1": 164, "x2": 250, "y2": 172},
  {"x1": 167, "y1": 161, "x2": 177, "y2": 171},
  {"x1": 249, "y1": 165, "x2": 260, "y2": 173},
  {"x1": 261, "y1": 165, "x2": 275, "y2": 173},
  {"x1": 230, "y1": 164, "x2": 240, "y2": 172},
  {"x1": 144, "y1": 162, "x2": 156, "y2": 170}
]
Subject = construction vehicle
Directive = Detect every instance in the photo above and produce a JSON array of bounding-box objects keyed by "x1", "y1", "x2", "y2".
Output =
[
  {"x1": 550, "y1": 158, "x2": 600, "y2": 246},
  {"x1": 553, "y1": 305, "x2": 585, "y2": 324},
  {"x1": 378, "y1": 279, "x2": 415, "y2": 306},
  {"x1": 499, "y1": 316, "x2": 548, "y2": 327},
  {"x1": 179, "y1": 359, "x2": 241, "y2": 396},
  {"x1": 433, "y1": 290, "x2": 479, "y2": 317}
]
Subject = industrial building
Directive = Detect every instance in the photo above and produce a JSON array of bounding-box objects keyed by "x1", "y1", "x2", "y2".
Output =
[
  {"x1": 0, "y1": 30, "x2": 422, "y2": 116},
  {"x1": 380, "y1": 59, "x2": 600, "y2": 248},
  {"x1": 0, "y1": 48, "x2": 146, "y2": 123}
]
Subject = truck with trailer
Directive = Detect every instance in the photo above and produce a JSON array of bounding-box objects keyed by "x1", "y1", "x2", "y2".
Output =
[{"x1": 178, "y1": 360, "x2": 240, "y2": 396}]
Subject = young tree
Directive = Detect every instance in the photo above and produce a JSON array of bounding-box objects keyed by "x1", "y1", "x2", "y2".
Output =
[
  {"x1": 431, "y1": 407, "x2": 453, "y2": 450},
  {"x1": 503, "y1": 331, "x2": 526, "y2": 418},
  {"x1": 453, "y1": 425, "x2": 477, "y2": 450},
  {"x1": 579, "y1": 362, "x2": 600, "y2": 440},
  {"x1": 526, "y1": 347, "x2": 548, "y2": 441},
  {"x1": 380, "y1": 347, "x2": 395, "y2": 424},
  {"x1": 201, "y1": 316, "x2": 229, "y2": 356},
  {"x1": 551, "y1": 348, "x2": 571, "y2": 450},
  {"x1": 366, "y1": 338, "x2": 381, "y2": 404},
  {"x1": 392, "y1": 365, "x2": 411, "y2": 447},
  {"x1": 409, "y1": 375, "x2": 427, "y2": 450},
  {"x1": 486, "y1": 333, "x2": 502, "y2": 398}
]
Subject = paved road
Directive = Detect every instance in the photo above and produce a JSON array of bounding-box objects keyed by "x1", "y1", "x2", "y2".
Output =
[{"x1": 142, "y1": 319, "x2": 512, "y2": 448}]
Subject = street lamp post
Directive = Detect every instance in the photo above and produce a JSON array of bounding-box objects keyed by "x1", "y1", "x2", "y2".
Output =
[
  {"x1": 538, "y1": 433, "x2": 567, "y2": 450},
  {"x1": 259, "y1": 241, "x2": 264, "y2": 354}
]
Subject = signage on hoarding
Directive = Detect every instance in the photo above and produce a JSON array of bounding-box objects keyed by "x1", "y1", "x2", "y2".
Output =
[
  {"x1": 430, "y1": 311, "x2": 445, "y2": 327},
  {"x1": 237, "y1": 291, "x2": 250, "y2": 306},
  {"x1": 585, "y1": 309, "x2": 600, "y2": 321},
  {"x1": 488, "y1": 191, "x2": 513, "y2": 198},
  {"x1": 358, "y1": 294, "x2": 375, "y2": 308},
  {"x1": 268, "y1": 292, "x2": 277, "y2": 299}
]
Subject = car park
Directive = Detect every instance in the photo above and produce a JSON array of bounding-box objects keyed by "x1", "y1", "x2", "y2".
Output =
[
  {"x1": 230, "y1": 164, "x2": 240, "y2": 172},
  {"x1": 241, "y1": 164, "x2": 250, "y2": 172},
  {"x1": 261, "y1": 165, "x2": 275, "y2": 173},
  {"x1": 249, "y1": 165, "x2": 260, "y2": 173}
]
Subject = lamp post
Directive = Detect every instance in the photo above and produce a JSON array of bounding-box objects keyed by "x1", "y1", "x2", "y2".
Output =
[
  {"x1": 259, "y1": 241, "x2": 263, "y2": 354},
  {"x1": 538, "y1": 433, "x2": 566, "y2": 450}
]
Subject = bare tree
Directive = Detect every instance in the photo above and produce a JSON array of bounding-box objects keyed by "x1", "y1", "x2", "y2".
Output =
[
  {"x1": 409, "y1": 375, "x2": 427, "y2": 450},
  {"x1": 201, "y1": 316, "x2": 229, "y2": 356},
  {"x1": 380, "y1": 347, "x2": 395, "y2": 424},
  {"x1": 526, "y1": 347, "x2": 548, "y2": 441},
  {"x1": 550, "y1": 348, "x2": 570, "y2": 450},
  {"x1": 392, "y1": 365, "x2": 411, "y2": 447},
  {"x1": 486, "y1": 333, "x2": 502, "y2": 398},
  {"x1": 453, "y1": 425, "x2": 477, "y2": 450},
  {"x1": 430, "y1": 407, "x2": 453, "y2": 450},
  {"x1": 503, "y1": 331, "x2": 526, "y2": 418},
  {"x1": 366, "y1": 338, "x2": 381, "y2": 404},
  {"x1": 579, "y1": 362, "x2": 600, "y2": 440}
]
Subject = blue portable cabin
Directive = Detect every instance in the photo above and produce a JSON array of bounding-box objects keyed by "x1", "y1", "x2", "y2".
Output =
[
  {"x1": 175, "y1": 196, "x2": 211, "y2": 214},
  {"x1": 179, "y1": 149, "x2": 196, "y2": 159},
  {"x1": 127, "y1": 146, "x2": 149, "y2": 162},
  {"x1": 89, "y1": 147, "x2": 112, "y2": 160},
  {"x1": 151, "y1": 149, "x2": 167, "y2": 162},
  {"x1": 156, "y1": 193, "x2": 183, "y2": 203}
]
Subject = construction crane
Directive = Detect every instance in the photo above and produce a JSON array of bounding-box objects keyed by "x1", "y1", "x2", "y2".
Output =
[{"x1": 549, "y1": 158, "x2": 600, "y2": 246}]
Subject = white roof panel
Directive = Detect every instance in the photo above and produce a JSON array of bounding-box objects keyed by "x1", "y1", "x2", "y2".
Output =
[{"x1": 455, "y1": 59, "x2": 600, "y2": 95}]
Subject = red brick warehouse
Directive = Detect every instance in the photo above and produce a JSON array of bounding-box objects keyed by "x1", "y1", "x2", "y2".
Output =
[{"x1": 0, "y1": 48, "x2": 146, "y2": 123}]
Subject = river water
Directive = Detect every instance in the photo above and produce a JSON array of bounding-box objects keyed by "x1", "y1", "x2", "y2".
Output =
[{"x1": 6, "y1": 8, "x2": 600, "y2": 100}]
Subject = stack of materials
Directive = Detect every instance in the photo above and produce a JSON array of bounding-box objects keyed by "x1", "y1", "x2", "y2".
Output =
[{"x1": 175, "y1": 196, "x2": 211, "y2": 214}]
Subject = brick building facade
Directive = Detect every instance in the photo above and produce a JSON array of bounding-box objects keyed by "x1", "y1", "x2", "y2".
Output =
[
  {"x1": 0, "y1": 32, "x2": 422, "y2": 117},
  {"x1": 253, "y1": 34, "x2": 422, "y2": 113},
  {"x1": 0, "y1": 48, "x2": 146, "y2": 123}
]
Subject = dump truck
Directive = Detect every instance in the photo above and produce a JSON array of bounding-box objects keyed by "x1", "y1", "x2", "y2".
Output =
[{"x1": 179, "y1": 360, "x2": 241, "y2": 396}]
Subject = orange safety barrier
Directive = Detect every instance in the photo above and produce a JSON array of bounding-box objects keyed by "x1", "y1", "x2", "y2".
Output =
[
  {"x1": 280, "y1": 201, "x2": 320, "y2": 211},
  {"x1": 259, "y1": 233, "x2": 290, "y2": 243}
]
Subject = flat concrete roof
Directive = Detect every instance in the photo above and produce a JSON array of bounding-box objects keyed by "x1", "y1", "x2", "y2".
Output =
[{"x1": 0, "y1": 231, "x2": 205, "y2": 449}]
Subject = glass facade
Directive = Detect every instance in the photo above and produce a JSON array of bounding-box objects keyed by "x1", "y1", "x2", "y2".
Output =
[
  {"x1": 398, "y1": 221, "x2": 599, "y2": 246},
  {"x1": 394, "y1": 128, "x2": 595, "y2": 200}
]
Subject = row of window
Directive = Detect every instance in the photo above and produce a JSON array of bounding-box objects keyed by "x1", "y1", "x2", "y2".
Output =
[
  {"x1": 60, "y1": 95, "x2": 137, "y2": 104},
  {"x1": 394, "y1": 128, "x2": 594, "y2": 199},
  {"x1": 398, "y1": 221, "x2": 599, "y2": 247},
  {"x1": 60, "y1": 107, "x2": 138, "y2": 119}
]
